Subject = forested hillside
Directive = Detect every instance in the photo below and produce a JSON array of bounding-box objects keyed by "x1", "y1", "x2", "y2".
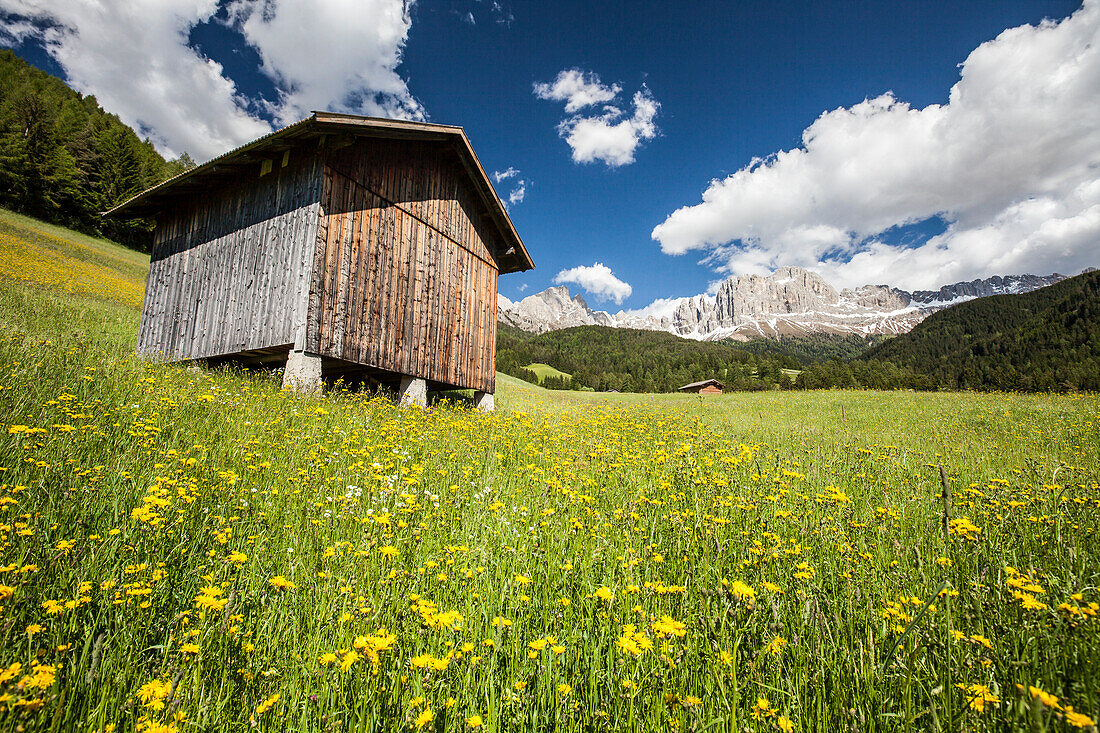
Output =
[
  {"x1": 0, "y1": 51, "x2": 193, "y2": 249},
  {"x1": 862, "y1": 269, "x2": 1100, "y2": 391},
  {"x1": 497, "y1": 324, "x2": 801, "y2": 392}
]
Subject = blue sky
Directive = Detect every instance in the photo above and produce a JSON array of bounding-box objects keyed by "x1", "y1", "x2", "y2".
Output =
[{"x1": 2, "y1": 0, "x2": 1096, "y2": 309}]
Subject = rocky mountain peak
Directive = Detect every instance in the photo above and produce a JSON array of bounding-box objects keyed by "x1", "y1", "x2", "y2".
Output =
[
  {"x1": 713, "y1": 267, "x2": 839, "y2": 321},
  {"x1": 498, "y1": 284, "x2": 611, "y2": 333},
  {"x1": 498, "y1": 268, "x2": 1076, "y2": 341},
  {"x1": 909, "y1": 273, "x2": 1065, "y2": 305}
]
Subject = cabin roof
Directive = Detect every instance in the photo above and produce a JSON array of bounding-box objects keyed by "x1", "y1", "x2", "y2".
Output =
[
  {"x1": 678, "y1": 379, "x2": 725, "y2": 391},
  {"x1": 104, "y1": 111, "x2": 533, "y2": 273}
]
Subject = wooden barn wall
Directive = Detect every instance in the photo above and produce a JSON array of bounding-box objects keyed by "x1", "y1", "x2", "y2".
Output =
[
  {"x1": 137, "y1": 156, "x2": 323, "y2": 361},
  {"x1": 308, "y1": 139, "x2": 500, "y2": 393}
]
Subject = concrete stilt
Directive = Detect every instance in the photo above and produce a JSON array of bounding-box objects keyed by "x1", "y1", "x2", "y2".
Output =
[
  {"x1": 399, "y1": 376, "x2": 427, "y2": 408},
  {"x1": 283, "y1": 350, "x2": 322, "y2": 393},
  {"x1": 473, "y1": 390, "x2": 495, "y2": 413}
]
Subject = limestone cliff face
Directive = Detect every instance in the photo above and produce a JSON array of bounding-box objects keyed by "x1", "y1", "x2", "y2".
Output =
[
  {"x1": 497, "y1": 269, "x2": 1070, "y2": 341},
  {"x1": 497, "y1": 286, "x2": 612, "y2": 333},
  {"x1": 661, "y1": 267, "x2": 915, "y2": 338},
  {"x1": 843, "y1": 285, "x2": 911, "y2": 312},
  {"x1": 715, "y1": 267, "x2": 838, "y2": 320}
]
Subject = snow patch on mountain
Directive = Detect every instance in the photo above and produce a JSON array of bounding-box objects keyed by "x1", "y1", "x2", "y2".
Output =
[{"x1": 498, "y1": 268, "x2": 1072, "y2": 340}]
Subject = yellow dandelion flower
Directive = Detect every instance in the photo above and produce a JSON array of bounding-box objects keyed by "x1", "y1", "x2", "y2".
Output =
[
  {"x1": 255, "y1": 693, "x2": 279, "y2": 715},
  {"x1": 651, "y1": 615, "x2": 687, "y2": 637},
  {"x1": 1064, "y1": 707, "x2": 1096, "y2": 728},
  {"x1": 340, "y1": 650, "x2": 360, "y2": 672},
  {"x1": 268, "y1": 576, "x2": 296, "y2": 591},
  {"x1": 1027, "y1": 685, "x2": 1060, "y2": 709},
  {"x1": 752, "y1": 697, "x2": 773, "y2": 720},
  {"x1": 765, "y1": 637, "x2": 787, "y2": 656}
]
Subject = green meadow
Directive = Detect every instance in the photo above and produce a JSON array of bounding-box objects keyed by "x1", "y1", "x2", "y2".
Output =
[
  {"x1": 0, "y1": 209, "x2": 1097, "y2": 732},
  {"x1": 521, "y1": 363, "x2": 573, "y2": 386}
]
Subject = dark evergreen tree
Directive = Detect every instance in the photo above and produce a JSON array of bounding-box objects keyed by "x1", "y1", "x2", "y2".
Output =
[{"x1": 0, "y1": 50, "x2": 196, "y2": 250}]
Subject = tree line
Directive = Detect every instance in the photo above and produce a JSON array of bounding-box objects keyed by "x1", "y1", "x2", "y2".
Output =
[
  {"x1": 0, "y1": 51, "x2": 194, "y2": 250},
  {"x1": 735, "y1": 333, "x2": 887, "y2": 362},
  {"x1": 497, "y1": 324, "x2": 801, "y2": 393}
]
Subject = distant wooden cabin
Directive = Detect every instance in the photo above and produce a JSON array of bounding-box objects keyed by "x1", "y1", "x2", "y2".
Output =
[
  {"x1": 106, "y1": 112, "x2": 534, "y2": 409},
  {"x1": 678, "y1": 379, "x2": 724, "y2": 396}
]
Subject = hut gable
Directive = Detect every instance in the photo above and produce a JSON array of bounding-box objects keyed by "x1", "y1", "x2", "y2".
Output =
[
  {"x1": 678, "y1": 379, "x2": 724, "y2": 395},
  {"x1": 309, "y1": 137, "x2": 505, "y2": 392},
  {"x1": 107, "y1": 112, "x2": 533, "y2": 401}
]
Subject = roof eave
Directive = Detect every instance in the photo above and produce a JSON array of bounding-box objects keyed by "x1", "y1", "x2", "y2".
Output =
[
  {"x1": 101, "y1": 114, "x2": 319, "y2": 218},
  {"x1": 102, "y1": 112, "x2": 534, "y2": 273},
  {"x1": 447, "y1": 131, "x2": 534, "y2": 274}
]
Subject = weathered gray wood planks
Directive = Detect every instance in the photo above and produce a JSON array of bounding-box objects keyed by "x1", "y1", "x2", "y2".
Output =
[{"x1": 138, "y1": 156, "x2": 322, "y2": 361}]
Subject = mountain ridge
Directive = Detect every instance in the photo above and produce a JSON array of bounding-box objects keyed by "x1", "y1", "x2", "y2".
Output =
[{"x1": 498, "y1": 267, "x2": 1074, "y2": 341}]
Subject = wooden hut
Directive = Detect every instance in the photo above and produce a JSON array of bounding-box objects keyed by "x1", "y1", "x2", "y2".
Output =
[
  {"x1": 106, "y1": 112, "x2": 534, "y2": 410},
  {"x1": 678, "y1": 379, "x2": 724, "y2": 396}
]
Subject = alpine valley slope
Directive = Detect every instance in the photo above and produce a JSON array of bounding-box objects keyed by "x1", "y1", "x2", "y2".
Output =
[{"x1": 497, "y1": 267, "x2": 1072, "y2": 341}]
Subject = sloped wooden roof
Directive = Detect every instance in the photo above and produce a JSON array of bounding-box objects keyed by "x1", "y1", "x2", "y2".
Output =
[
  {"x1": 678, "y1": 378, "x2": 725, "y2": 391},
  {"x1": 104, "y1": 111, "x2": 534, "y2": 273}
]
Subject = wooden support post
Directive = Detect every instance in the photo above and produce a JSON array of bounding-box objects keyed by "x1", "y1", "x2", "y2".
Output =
[
  {"x1": 473, "y1": 391, "x2": 494, "y2": 413},
  {"x1": 283, "y1": 350, "x2": 322, "y2": 392},
  {"x1": 399, "y1": 376, "x2": 427, "y2": 408}
]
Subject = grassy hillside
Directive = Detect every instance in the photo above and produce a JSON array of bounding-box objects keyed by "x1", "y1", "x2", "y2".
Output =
[
  {"x1": 0, "y1": 208, "x2": 147, "y2": 309},
  {"x1": 863, "y1": 270, "x2": 1100, "y2": 391},
  {"x1": 523, "y1": 362, "x2": 572, "y2": 384},
  {"x1": 0, "y1": 211, "x2": 1099, "y2": 731}
]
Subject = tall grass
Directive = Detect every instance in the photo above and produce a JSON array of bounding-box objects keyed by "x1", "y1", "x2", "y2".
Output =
[{"x1": 0, "y1": 210, "x2": 1097, "y2": 732}]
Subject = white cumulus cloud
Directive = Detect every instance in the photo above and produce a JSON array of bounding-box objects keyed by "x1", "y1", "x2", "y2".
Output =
[
  {"x1": 559, "y1": 90, "x2": 659, "y2": 167},
  {"x1": 652, "y1": 1, "x2": 1100, "y2": 290},
  {"x1": 226, "y1": 0, "x2": 423, "y2": 126},
  {"x1": 535, "y1": 69, "x2": 659, "y2": 167},
  {"x1": 554, "y1": 262, "x2": 633, "y2": 304},
  {"x1": 493, "y1": 166, "x2": 526, "y2": 206},
  {"x1": 533, "y1": 68, "x2": 621, "y2": 113},
  {"x1": 508, "y1": 180, "x2": 526, "y2": 205},
  {"x1": 0, "y1": 0, "x2": 422, "y2": 160}
]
